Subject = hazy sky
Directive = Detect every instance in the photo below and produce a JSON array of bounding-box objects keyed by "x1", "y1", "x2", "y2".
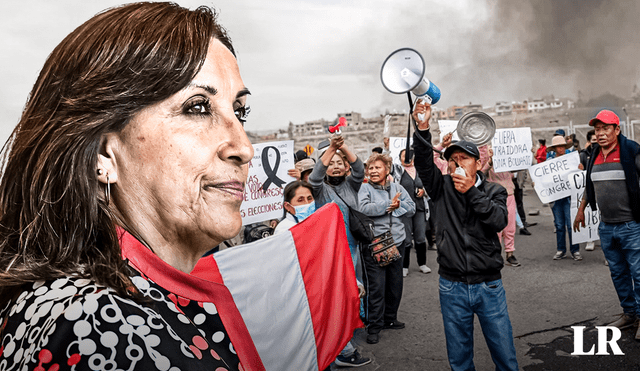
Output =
[{"x1": 1, "y1": 0, "x2": 638, "y2": 142}]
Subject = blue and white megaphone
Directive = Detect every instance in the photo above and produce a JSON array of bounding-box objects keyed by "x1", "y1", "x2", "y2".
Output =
[{"x1": 380, "y1": 48, "x2": 441, "y2": 121}]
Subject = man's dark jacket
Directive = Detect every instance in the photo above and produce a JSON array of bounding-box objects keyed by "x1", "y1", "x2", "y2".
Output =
[
  {"x1": 413, "y1": 128, "x2": 508, "y2": 284},
  {"x1": 584, "y1": 134, "x2": 640, "y2": 222},
  {"x1": 579, "y1": 146, "x2": 593, "y2": 168}
]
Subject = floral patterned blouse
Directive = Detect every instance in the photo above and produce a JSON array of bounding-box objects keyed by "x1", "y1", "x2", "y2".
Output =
[{"x1": 0, "y1": 230, "x2": 263, "y2": 371}]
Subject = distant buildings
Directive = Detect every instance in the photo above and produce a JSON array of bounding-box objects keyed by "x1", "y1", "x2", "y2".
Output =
[
  {"x1": 252, "y1": 95, "x2": 577, "y2": 149},
  {"x1": 491, "y1": 96, "x2": 575, "y2": 116},
  {"x1": 435, "y1": 103, "x2": 482, "y2": 120},
  {"x1": 527, "y1": 99, "x2": 548, "y2": 113},
  {"x1": 495, "y1": 101, "x2": 512, "y2": 116},
  {"x1": 512, "y1": 102, "x2": 527, "y2": 114},
  {"x1": 285, "y1": 111, "x2": 412, "y2": 154}
]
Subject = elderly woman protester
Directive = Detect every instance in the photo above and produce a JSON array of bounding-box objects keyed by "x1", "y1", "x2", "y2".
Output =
[
  {"x1": 0, "y1": 3, "x2": 262, "y2": 370},
  {"x1": 358, "y1": 153, "x2": 415, "y2": 344},
  {"x1": 308, "y1": 135, "x2": 364, "y2": 278}
]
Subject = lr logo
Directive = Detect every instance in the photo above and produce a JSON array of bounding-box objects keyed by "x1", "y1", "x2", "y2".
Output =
[{"x1": 571, "y1": 326, "x2": 625, "y2": 355}]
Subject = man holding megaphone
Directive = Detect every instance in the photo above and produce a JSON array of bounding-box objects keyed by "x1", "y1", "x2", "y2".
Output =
[{"x1": 411, "y1": 102, "x2": 519, "y2": 371}]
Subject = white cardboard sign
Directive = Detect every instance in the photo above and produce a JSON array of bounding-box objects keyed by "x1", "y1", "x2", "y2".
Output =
[
  {"x1": 528, "y1": 152, "x2": 581, "y2": 203},
  {"x1": 389, "y1": 136, "x2": 413, "y2": 165},
  {"x1": 438, "y1": 120, "x2": 460, "y2": 143},
  {"x1": 569, "y1": 170, "x2": 600, "y2": 243},
  {"x1": 241, "y1": 140, "x2": 296, "y2": 225},
  {"x1": 490, "y1": 128, "x2": 533, "y2": 172}
]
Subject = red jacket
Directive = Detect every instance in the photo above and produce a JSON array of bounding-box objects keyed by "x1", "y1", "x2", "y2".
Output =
[{"x1": 535, "y1": 145, "x2": 547, "y2": 164}]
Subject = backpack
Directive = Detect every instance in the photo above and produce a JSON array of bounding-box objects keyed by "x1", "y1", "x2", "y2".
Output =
[{"x1": 244, "y1": 224, "x2": 274, "y2": 243}]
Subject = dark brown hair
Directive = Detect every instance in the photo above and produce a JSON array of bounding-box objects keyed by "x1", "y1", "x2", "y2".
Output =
[
  {"x1": 0, "y1": 2, "x2": 234, "y2": 300},
  {"x1": 283, "y1": 181, "x2": 314, "y2": 204},
  {"x1": 283, "y1": 181, "x2": 314, "y2": 217}
]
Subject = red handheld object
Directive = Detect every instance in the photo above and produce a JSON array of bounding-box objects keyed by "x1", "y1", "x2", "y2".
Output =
[{"x1": 328, "y1": 117, "x2": 348, "y2": 133}]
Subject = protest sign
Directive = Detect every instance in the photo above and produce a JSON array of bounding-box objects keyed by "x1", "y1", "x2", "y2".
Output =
[
  {"x1": 389, "y1": 136, "x2": 413, "y2": 165},
  {"x1": 383, "y1": 115, "x2": 391, "y2": 137},
  {"x1": 241, "y1": 140, "x2": 296, "y2": 225},
  {"x1": 528, "y1": 152, "x2": 581, "y2": 203},
  {"x1": 569, "y1": 171, "x2": 600, "y2": 243},
  {"x1": 438, "y1": 120, "x2": 460, "y2": 143},
  {"x1": 490, "y1": 128, "x2": 533, "y2": 172}
]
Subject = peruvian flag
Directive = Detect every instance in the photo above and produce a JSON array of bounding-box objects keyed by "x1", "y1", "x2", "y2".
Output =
[{"x1": 192, "y1": 202, "x2": 363, "y2": 370}]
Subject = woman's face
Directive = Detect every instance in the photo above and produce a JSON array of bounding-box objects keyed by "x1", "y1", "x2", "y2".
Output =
[
  {"x1": 368, "y1": 160, "x2": 389, "y2": 185},
  {"x1": 327, "y1": 154, "x2": 348, "y2": 177},
  {"x1": 284, "y1": 186, "x2": 314, "y2": 215},
  {"x1": 108, "y1": 39, "x2": 253, "y2": 257}
]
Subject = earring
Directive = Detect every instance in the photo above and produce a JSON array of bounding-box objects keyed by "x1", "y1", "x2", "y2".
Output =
[
  {"x1": 105, "y1": 173, "x2": 111, "y2": 206},
  {"x1": 97, "y1": 169, "x2": 103, "y2": 176}
]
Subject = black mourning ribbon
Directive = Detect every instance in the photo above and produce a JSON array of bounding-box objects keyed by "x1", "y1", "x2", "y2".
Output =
[{"x1": 261, "y1": 146, "x2": 286, "y2": 191}]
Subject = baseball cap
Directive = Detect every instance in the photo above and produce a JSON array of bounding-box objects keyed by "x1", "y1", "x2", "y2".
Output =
[
  {"x1": 443, "y1": 140, "x2": 480, "y2": 160},
  {"x1": 294, "y1": 150, "x2": 308, "y2": 163},
  {"x1": 554, "y1": 129, "x2": 565, "y2": 136},
  {"x1": 589, "y1": 109, "x2": 620, "y2": 126}
]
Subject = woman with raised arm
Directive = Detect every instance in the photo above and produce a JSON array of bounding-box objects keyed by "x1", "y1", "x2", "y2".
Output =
[{"x1": 307, "y1": 135, "x2": 370, "y2": 367}]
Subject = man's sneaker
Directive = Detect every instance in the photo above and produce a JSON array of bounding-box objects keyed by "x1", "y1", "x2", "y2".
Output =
[
  {"x1": 366, "y1": 332, "x2": 379, "y2": 344},
  {"x1": 335, "y1": 350, "x2": 372, "y2": 367},
  {"x1": 572, "y1": 252, "x2": 583, "y2": 261},
  {"x1": 419, "y1": 265, "x2": 432, "y2": 274},
  {"x1": 506, "y1": 255, "x2": 521, "y2": 267},
  {"x1": 553, "y1": 251, "x2": 566, "y2": 260},
  {"x1": 607, "y1": 313, "x2": 638, "y2": 330},
  {"x1": 383, "y1": 321, "x2": 405, "y2": 330},
  {"x1": 402, "y1": 268, "x2": 409, "y2": 277},
  {"x1": 519, "y1": 228, "x2": 531, "y2": 235},
  {"x1": 585, "y1": 241, "x2": 595, "y2": 251}
]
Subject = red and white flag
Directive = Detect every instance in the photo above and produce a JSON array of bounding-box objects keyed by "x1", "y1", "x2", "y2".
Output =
[{"x1": 192, "y1": 203, "x2": 363, "y2": 370}]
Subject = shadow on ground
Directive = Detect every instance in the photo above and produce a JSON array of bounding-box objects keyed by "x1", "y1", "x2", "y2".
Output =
[{"x1": 522, "y1": 319, "x2": 640, "y2": 371}]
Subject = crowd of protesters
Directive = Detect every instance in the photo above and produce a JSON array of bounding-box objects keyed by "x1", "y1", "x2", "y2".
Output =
[
  {"x1": 243, "y1": 106, "x2": 638, "y2": 370},
  {"x1": 4, "y1": 2, "x2": 639, "y2": 370}
]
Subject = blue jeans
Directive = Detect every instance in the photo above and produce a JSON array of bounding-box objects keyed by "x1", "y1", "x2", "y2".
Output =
[
  {"x1": 551, "y1": 197, "x2": 579, "y2": 254},
  {"x1": 599, "y1": 221, "x2": 640, "y2": 317},
  {"x1": 339, "y1": 339, "x2": 356, "y2": 357},
  {"x1": 439, "y1": 277, "x2": 518, "y2": 371}
]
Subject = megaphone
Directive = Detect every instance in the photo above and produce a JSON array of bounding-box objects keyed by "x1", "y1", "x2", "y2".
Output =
[
  {"x1": 380, "y1": 48, "x2": 444, "y2": 160},
  {"x1": 380, "y1": 48, "x2": 441, "y2": 105}
]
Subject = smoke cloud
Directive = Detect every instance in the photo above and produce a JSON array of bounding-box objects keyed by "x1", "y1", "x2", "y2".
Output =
[{"x1": 489, "y1": 0, "x2": 640, "y2": 101}]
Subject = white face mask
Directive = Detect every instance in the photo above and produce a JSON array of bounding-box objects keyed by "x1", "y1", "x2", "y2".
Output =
[{"x1": 293, "y1": 202, "x2": 316, "y2": 222}]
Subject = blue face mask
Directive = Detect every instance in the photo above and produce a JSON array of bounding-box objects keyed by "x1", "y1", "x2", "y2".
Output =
[{"x1": 293, "y1": 202, "x2": 316, "y2": 222}]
